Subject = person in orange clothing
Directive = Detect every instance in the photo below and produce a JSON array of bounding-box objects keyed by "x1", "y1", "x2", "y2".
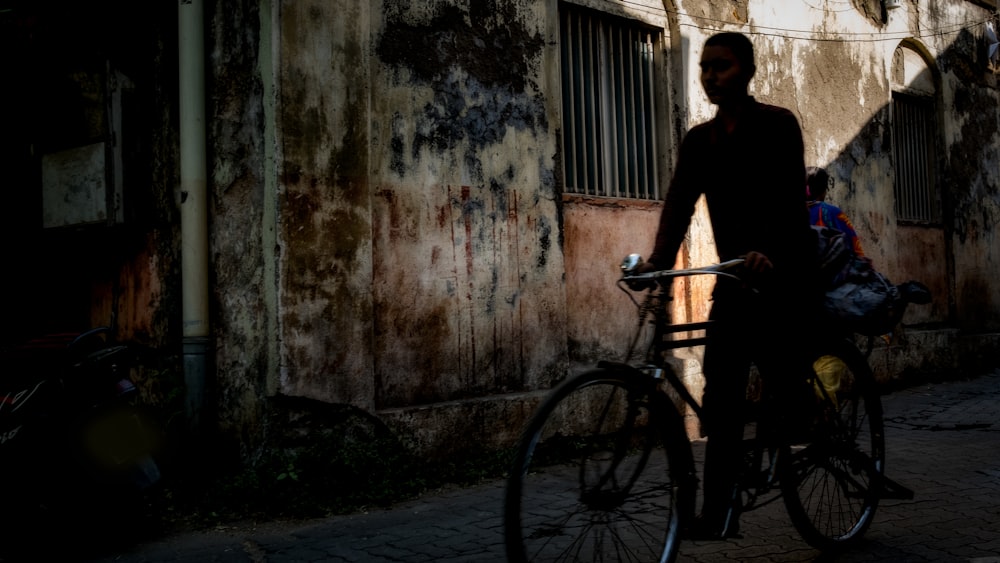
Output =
[{"x1": 806, "y1": 166, "x2": 864, "y2": 258}]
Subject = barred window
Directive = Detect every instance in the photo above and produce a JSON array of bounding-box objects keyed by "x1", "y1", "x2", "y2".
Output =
[
  {"x1": 559, "y1": 4, "x2": 661, "y2": 199},
  {"x1": 892, "y1": 92, "x2": 938, "y2": 223}
]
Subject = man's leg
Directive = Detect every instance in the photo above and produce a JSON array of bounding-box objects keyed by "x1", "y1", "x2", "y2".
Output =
[
  {"x1": 753, "y1": 297, "x2": 821, "y2": 434},
  {"x1": 699, "y1": 300, "x2": 751, "y2": 536}
]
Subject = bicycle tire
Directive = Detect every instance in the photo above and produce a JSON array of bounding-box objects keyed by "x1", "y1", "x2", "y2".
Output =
[
  {"x1": 780, "y1": 339, "x2": 885, "y2": 550},
  {"x1": 504, "y1": 367, "x2": 693, "y2": 563}
]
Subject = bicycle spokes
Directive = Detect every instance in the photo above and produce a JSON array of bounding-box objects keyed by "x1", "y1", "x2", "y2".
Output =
[
  {"x1": 505, "y1": 369, "x2": 681, "y2": 562},
  {"x1": 781, "y1": 347, "x2": 885, "y2": 551}
]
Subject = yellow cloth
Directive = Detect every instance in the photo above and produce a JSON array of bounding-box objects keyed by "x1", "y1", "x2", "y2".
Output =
[{"x1": 812, "y1": 355, "x2": 845, "y2": 408}]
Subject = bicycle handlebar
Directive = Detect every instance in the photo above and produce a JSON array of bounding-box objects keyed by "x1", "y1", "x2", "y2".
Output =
[{"x1": 619, "y1": 256, "x2": 747, "y2": 285}]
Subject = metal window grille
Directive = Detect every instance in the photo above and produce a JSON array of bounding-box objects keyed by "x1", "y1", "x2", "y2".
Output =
[
  {"x1": 892, "y1": 93, "x2": 938, "y2": 222},
  {"x1": 560, "y1": 5, "x2": 660, "y2": 199}
]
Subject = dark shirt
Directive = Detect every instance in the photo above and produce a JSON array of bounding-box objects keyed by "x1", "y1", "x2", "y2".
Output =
[{"x1": 648, "y1": 98, "x2": 814, "y2": 291}]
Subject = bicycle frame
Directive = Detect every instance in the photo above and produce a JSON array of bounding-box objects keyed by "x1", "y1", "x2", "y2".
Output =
[
  {"x1": 615, "y1": 257, "x2": 881, "y2": 519},
  {"x1": 615, "y1": 257, "x2": 748, "y2": 424},
  {"x1": 618, "y1": 261, "x2": 778, "y2": 536}
]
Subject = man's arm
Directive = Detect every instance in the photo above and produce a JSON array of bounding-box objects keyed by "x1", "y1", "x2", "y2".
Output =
[{"x1": 647, "y1": 133, "x2": 704, "y2": 269}]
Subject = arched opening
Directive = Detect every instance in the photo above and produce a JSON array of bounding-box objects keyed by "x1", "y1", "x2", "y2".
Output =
[
  {"x1": 891, "y1": 42, "x2": 940, "y2": 224},
  {"x1": 889, "y1": 41, "x2": 951, "y2": 326}
]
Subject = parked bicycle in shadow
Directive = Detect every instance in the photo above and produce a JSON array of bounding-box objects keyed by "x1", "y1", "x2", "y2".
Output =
[{"x1": 0, "y1": 327, "x2": 164, "y2": 560}]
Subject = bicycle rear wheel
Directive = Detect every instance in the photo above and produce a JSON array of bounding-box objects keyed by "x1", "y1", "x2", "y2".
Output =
[
  {"x1": 781, "y1": 340, "x2": 885, "y2": 550},
  {"x1": 504, "y1": 367, "x2": 691, "y2": 563}
]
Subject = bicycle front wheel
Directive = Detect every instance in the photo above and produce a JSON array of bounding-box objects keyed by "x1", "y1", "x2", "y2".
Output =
[
  {"x1": 781, "y1": 340, "x2": 885, "y2": 550},
  {"x1": 504, "y1": 367, "x2": 690, "y2": 563}
]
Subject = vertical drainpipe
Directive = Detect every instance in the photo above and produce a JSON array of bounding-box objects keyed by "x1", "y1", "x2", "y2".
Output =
[{"x1": 178, "y1": 0, "x2": 210, "y2": 431}]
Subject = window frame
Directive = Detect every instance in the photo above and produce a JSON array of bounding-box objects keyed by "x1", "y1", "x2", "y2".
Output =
[
  {"x1": 558, "y1": 3, "x2": 664, "y2": 201},
  {"x1": 891, "y1": 91, "x2": 940, "y2": 225}
]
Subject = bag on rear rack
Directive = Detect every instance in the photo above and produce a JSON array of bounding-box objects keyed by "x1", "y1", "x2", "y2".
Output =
[
  {"x1": 812, "y1": 225, "x2": 907, "y2": 336},
  {"x1": 822, "y1": 258, "x2": 906, "y2": 336}
]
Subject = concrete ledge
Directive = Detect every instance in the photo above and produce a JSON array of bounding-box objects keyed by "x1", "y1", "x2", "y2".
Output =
[
  {"x1": 868, "y1": 328, "x2": 1000, "y2": 386},
  {"x1": 377, "y1": 391, "x2": 549, "y2": 460},
  {"x1": 376, "y1": 329, "x2": 999, "y2": 458}
]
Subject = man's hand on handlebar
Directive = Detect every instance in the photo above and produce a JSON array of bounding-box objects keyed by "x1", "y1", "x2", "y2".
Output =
[
  {"x1": 633, "y1": 261, "x2": 658, "y2": 275},
  {"x1": 741, "y1": 251, "x2": 773, "y2": 275},
  {"x1": 624, "y1": 260, "x2": 659, "y2": 291}
]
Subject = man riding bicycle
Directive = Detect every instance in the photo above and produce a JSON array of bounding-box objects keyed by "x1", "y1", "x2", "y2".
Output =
[{"x1": 637, "y1": 32, "x2": 820, "y2": 540}]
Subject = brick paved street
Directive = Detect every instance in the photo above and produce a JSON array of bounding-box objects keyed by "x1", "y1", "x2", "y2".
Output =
[{"x1": 83, "y1": 370, "x2": 1000, "y2": 563}]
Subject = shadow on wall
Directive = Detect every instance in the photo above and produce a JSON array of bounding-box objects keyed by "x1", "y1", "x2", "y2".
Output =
[{"x1": 813, "y1": 26, "x2": 999, "y2": 332}]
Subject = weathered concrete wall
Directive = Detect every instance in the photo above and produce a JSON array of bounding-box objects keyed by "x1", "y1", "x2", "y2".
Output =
[
  {"x1": 369, "y1": 0, "x2": 568, "y2": 408},
  {"x1": 207, "y1": 0, "x2": 272, "y2": 442},
  {"x1": 195, "y1": 0, "x2": 1000, "y2": 459},
  {"x1": 12, "y1": 0, "x2": 1000, "y2": 470},
  {"x1": 934, "y1": 11, "x2": 1000, "y2": 332},
  {"x1": 274, "y1": 0, "x2": 376, "y2": 410},
  {"x1": 562, "y1": 198, "x2": 663, "y2": 366},
  {"x1": 897, "y1": 225, "x2": 950, "y2": 324},
  {"x1": 265, "y1": 0, "x2": 569, "y2": 448}
]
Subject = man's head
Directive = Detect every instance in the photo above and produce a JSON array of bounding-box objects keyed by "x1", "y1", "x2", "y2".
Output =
[
  {"x1": 806, "y1": 166, "x2": 830, "y2": 201},
  {"x1": 700, "y1": 32, "x2": 756, "y2": 106}
]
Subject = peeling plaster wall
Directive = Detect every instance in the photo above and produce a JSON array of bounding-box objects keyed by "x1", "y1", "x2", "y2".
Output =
[
  {"x1": 268, "y1": 0, "x2": 568, "y2": 427},
  {"x1": 208, "y1": 0, "x2": 272, "y2": 442},
  {"x1": 934, "y1": 7, "x2": 1000, "y2": 331},
  {"x1": 197, "y1": 0, "x2": 1000, "y2": 458},
  {"x1": 275, "y1": 0, "x2": 376, "y2": 409},
  {"x1": 563, "y1": 199, "x2": 663, "y2": 366},
  {"x1": 369, "y1": 0, "x2": 567, "y2": 409},
  {"x1": 14, "y1": 0, "x2": 999, "y2": 468}
]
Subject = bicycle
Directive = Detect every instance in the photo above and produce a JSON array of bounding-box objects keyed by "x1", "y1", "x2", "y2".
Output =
[{"x1": 504, "y1": 256, "x2": 909, "y2": 562}]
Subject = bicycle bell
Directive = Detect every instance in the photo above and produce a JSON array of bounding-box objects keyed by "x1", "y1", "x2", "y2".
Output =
[{"x1": 621, "y1": 253, "x2": 643, "y2": 274}]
